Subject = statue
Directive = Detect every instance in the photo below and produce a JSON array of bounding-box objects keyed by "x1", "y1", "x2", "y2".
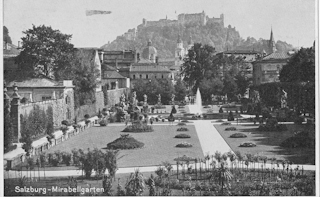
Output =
[
  {"x1": 281, "y1": 89, "x2": 288, "y2": 108},
  {"x1": 171, "y1": 94, "x2": 175, "y2": 104},
  {"x1": 119, "y1": 93, "x2": 126, "y2": 108},
  {"x1": 157, "y1": 94, "x2": 161, "y2": 105},
  {"x1": 143, "y1": 94, "x2": 148, "y2": 103},
  {"x1": 185, "y1": 95, "x2": 189, "y2": 104},
  {"x1": 132, "y1": 91, "x2": 137, "y2": 107}
]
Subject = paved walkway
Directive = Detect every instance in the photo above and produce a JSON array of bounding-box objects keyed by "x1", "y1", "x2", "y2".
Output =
[{"x1": 194, "y1": 120, "x2": 233, "y2": 156}]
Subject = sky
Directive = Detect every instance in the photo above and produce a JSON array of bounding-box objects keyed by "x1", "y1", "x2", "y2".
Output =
[{"x1": 3, "y1": 0, "x2": 317, "y2": 48}]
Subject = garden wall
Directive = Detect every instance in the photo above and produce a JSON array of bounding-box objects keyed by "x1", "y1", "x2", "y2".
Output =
[
  {"x1": 95, "y1": 91, "x2": 105, "y2": 112},
  {"x1": 104, "y1": 88, "x2": 129, "y2": 107},
  {"x1": 75, "y1": 104, "x2": 96, "y2": 120}
]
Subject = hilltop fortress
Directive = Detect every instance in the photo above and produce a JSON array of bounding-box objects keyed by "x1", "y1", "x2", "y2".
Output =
[{"x1": 121, "y1": 11, "x2": 224, "y2": 40}]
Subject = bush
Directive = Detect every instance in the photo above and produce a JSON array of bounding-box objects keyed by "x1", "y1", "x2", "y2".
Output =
[
  {"x1": 61, "y1": 120, "x2": 69, "y2": 126},
  {"x1": 177, "y1": 127, "x2": 188, "y2": 131},
  {"x1": 221, "y1": 122, "x2": 231, "y2": 125},
  {"x1": 280, "y1": 131, "x2": 314, "y2": 148},
  {"x1": 85, "y1": 120, "x2": 91, "y2": 125},
  {"x1": 181, "y1": 120, "x2": 192, "y2": 123},
  {"x1": 60, "y1": 125, "x2": 69, "y2": 135},
  {"x1": 177, "y1": 122, "x2": 186, "y2": 126},
  {"x1": 225, "y1": 127, "x2": 237, "y2": 131},
  {"x1": 230, "y1": 133, "x2": 247, "y2": 138},
  {"x1": 219, "y1": 108, "x2": 223, "y2": 113},
  {"x1": 122, "y1": 121, "x2": 154, "y2": 133},
  {"x1": 108, "y1": 114, "x2": 117, "y2": 123},
  {"x1": 84, "y1": 114, "x2": 90, "y2": 119},
  {"x1": 106, "y1": 135, "x2": 144, "y2": 150},
  {"x1": 99, "y1": 119, "x2": 108, "y2": 126},
  {"x1": 176, "y1": 142, "x2": 192, "y2": 148},
  {"x1": 239, "y1": 142, "x2": 256, "y2": 147},
  {"x1": 258, "y1": 118, "x2": 287, "y2": 132},
  {"x1": 175, "y1": 134, "x2": 191, "y2": 138},
  {"x1": 216, "y1": 119, "x2": 224, "y2": 122},
  {"x1": 228, "y1": 111, "x2": 235, "y2": 121},
  {"x1": 62, "y1": 152, "x2": 72, "y2": 166}
]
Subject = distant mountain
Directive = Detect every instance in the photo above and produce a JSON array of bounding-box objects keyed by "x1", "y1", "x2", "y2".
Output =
[{"x1": 101, "y1": 15, "x2": 294, "y2": 58}]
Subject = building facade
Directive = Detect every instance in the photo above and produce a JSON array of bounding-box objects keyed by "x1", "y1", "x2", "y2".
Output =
[{"x1": 253, "y1": 52, "x2": 292, "y2": 86}]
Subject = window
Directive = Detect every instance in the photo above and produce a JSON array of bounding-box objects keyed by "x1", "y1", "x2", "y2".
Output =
[
  {"x1": 140, "y1": 74, "x2": 142, "y2": 79},
  {"x1": 162, "y1": 75, "x2": 164, "y2": 79},
  {"x1": 146, "y1": 74, "x2": 148, "y2": 79},
  {"x1": 133, "y1": 75, "x2": 135, "y2": 79},
  {"x1": 155, "y1": 75, "x2": 157, "y2": 78},
  {"x1": 42, "y1": 96, "x2": 51, "y2": 101}
]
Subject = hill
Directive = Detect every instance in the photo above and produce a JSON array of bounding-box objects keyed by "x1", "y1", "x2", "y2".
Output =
[{"x1": 101, "y1": 15, "x2": 294, "y2": 59}]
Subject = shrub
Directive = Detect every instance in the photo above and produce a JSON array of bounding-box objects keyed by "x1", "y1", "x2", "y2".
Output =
[
  {"x1": 225, "y1": 127, "x2": 237, "y2": 131},
  {"x1": 228, "y1": 111, "x2": 235, "y2": 121},
  {"x1": 230, "y1": 133, "x2": 247, "y2": 138},
  {"x1": 239, "y1": 142, "x2": 256, "y2": 147},
  {"x1": 280, "y1": 131, "x2": 314, "y2": 148},
  {"x1": 258, "y1": 118, "x2": 287, "y2": 132},
  {"x1": 122, "y1": 121, "x2": 154, "y2": 133},
  {"x1": 108, "y1": 114, "x2": 117, "y2": 123},
  {"x1": 85, "y1": 120, "x2": 91, "y2": 125},
  {"x1": 221, "y1": 122, "x2": 231, "y2": 125},
  {"x1": 176, "y1": 142, "x2": 192, "y2": 148},
  {"x1": 62, "y1": 152, "x2": 72, "y2": 166},
  {"x1": 177, "y1": 122, "x2": 186, "y2": 126},
  {"x1": 60, "y1": 125, "x2": 69, "y2": 135},
  {"x1": 61, "y1": 120, "x2": 69, "y2": 126},
  {"x1": 219, "y1": 108, "x2": 223, "y2": 113},
  {"x1": 107, "y1": 135, "x2": 144, "y2": 150},
  {"x1": 175, "y1": 134, "x2": 191, "y2": 138},
  {"x1": 84, "y1": 114, "x2": 90, "y2": 119},
  {"x1": 177, "y1": 127, "x2": 188, "y2": 131},
  {"x1": 216, "y1": 119, "x2": 224, "y2": 122},
  {"x1": 99, "y1": 119, "x2": 108, "y2": 126}
]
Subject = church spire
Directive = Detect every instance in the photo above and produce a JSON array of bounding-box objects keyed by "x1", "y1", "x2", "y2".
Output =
[{"x1": 269, "y1": 27, "x2": 276, "y2": 53}]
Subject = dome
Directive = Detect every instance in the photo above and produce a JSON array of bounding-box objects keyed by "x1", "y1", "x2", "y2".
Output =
[{"x1": 142, "y1": 39, "x2": 157, "y2": 60}]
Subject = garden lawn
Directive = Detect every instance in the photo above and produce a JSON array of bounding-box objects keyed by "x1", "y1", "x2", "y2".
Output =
[
  {"x1": 214, "y1": 124, "x2": 315, "y2": 165},
  {"x1": 45, "y1": 124, "x2": 203, "y2": 168}
]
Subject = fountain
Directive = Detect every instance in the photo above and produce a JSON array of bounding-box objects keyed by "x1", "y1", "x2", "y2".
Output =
[
  {"x1": 187, "y1": 88, "x2": 203, "y2": 115},
  {"x1": 196, "y1": 88, "x2": 202, "y2": 109}
]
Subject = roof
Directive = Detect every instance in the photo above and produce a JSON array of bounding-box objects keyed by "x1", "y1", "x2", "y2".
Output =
[
  {"x1": 3, "y1": 43, "x2": 20, "y2": 57},
  {"x1": 142, "y1": 40, "x2": 157, "y2": 59},
  {"x1": 137, "y1": 58, "x2": 154, "y2": 63},
  {"x1": 104, "y1": 71, "x2": 126, "y2": 79},
  {"x1": 130, "y1": 64, "x2": 171, "y2": 73},
  {"x1": 103, "y1": 64, "x2": 117, "y2": 71},
  {"x1": 223, "y1": 50, "x2": 260, "y2": 54},
  {"x1": 7, "y1": 77, "x2": 73, "y2": 88},
  {"x1": 262, "y1": 51, "x2": 291, "y2": 60}
]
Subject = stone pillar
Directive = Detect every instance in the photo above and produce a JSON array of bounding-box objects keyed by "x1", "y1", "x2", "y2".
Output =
[{"x1": 10, "y1": 84, "x2": 21, "y2": 142}]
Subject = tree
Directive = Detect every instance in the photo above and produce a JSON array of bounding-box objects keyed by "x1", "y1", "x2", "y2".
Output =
[
  {"x1": 280, "y1": 47, "x2": 315, "y2": 83},
  {"x1": 174, "y1": 78, "x2": 188, "y2": 102},
  {"x1": 4, "y1": 96, "x2": 14, "y2": 152},
  {"x1": 199, "y1": 78, "x2": 223, "y2": 103},
  {"x1": 62, "y1": 49, "x2": 101, "y2": 108},
  {"x1": 234, "y1": 73, "x2": 251, "y2": 96},
  {"x1": 222, "y1": 74, "x2": 238, "y2": 101},
  {"x1": 280, "y1": 46, "x2": 315, "y2": 115},
  {"x1": 15, "y1": 25, "x2": 74, "y2": 80},
  {"x1": 181, "y1": 43, "x2": 217, "y2": 91},
  {"x1": 3, "y1": 26, "x2": 12, "y2": 44}
]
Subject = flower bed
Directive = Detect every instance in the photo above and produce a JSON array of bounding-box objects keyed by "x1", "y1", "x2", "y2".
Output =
[
  {"x1": 99, "y1": 119, "x2": 108, "y2": 126},
  {"x1": 174, "y1": 134, "x2": 191, "y2": 138},
  {"x1": 239, "y1": 142, "x2": 256, "y2": 147},
  {"x1": 221, "y1": 122, "x2": 231, "y2": 125},
  {"x1": 177, "y1": 122, "x2": 186, "y2": 126},
  {"x1": 122, "y1": 122, "x2": 154, "y2": 133},
  {"x1": 177, "y1": 127, "x2": 189, "y2": 131},
  {"x1": 280, "y1": 131, "x2": 314, "y2": 148},
  {"x1": 225, "y1": 127, "x2": 237, "y2": 131},
  {"x1": 106, "y1": 134, "x2": 144, "y2": 150},
  {"x1": 230, "y1": 133, "x2": 247, "y2": 138},
  {"x1": 176, "y1": 142, "x2": 192, "y2": 148}
]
